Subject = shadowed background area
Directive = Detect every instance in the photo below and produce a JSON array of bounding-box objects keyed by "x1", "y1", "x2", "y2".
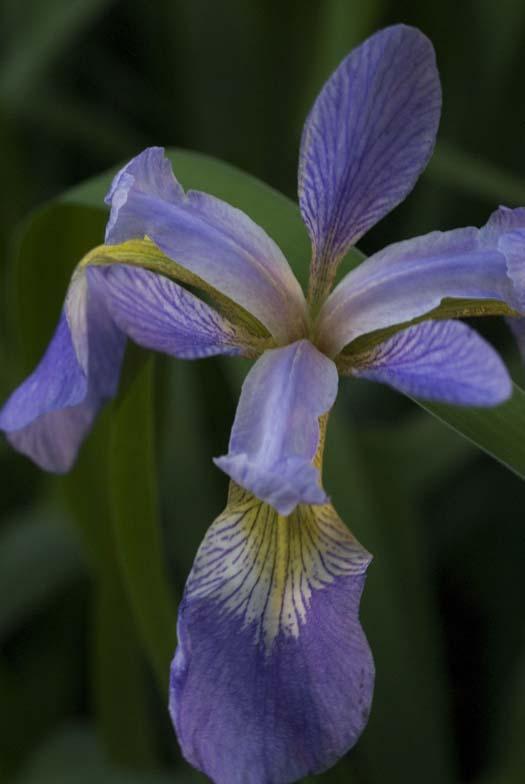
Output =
[{"x1": 1, "y1": 1, "x2": 525, "y2": 783}]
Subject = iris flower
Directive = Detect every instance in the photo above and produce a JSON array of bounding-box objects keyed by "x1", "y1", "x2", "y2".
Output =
[{"x1": 2, "y1": 23, "x2": 525, "y2": 784}]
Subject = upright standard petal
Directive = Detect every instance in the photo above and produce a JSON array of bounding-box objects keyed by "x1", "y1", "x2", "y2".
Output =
[
  {"x1": 105, "y1": 147, "x2": 308, "y2": 343},
  {"x1": 350, "y1": 320, "x2": 512, "y2": 406},
  {"x1": 214, "y1": 340, "x2": 338, "y2": 515},
  {"x1": 99, "y1": 264, "x2": 262, "y2": 359},
  {"x1": 299, "y1": 25, "x2": 441, "y2": 303},
  {"x1": 0, "y1": 268, "x2": 125, "y2": 472},
  {"x1": 317, "y1": 218, "x2": 523, "y2": 357},
  {"x1": 170, "y1": 485, "x2": 374, "y2": 784}
]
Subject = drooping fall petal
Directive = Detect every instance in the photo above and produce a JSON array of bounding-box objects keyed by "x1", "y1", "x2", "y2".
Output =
[
  {"x1": 0, "y1": 269, "x2": 124, "y2": 471},
  {"x1": 170, "y1": 485, "x2": 374, "y2": 784},
  {"x1": 352, "y1": 320, "x2": 512, "y2": 405}
]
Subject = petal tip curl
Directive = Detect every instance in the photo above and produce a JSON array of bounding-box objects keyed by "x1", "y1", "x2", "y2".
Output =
[
  {"x1": 105, "y1": 146, "x2": 183, "y2": 244},
  {"x1": 214, "y1": 454, "x2": 328, "y2": 516},
  {"x1": 0, "y1": 267, "x2": 125, "y2": 473}
]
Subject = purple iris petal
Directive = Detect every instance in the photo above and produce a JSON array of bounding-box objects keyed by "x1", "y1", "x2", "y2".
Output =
[
  {"x1": 105, "y1": 147, "x2": 308, "y2": 343},
  {"x1": 0, "y1": 268, "x2": 125, "y2": 472},
  {"x1": 214, "y1": 340, "x2": 338, "y2": 515},
  {"x1": 499, "y1": 229, "x2": 525, "y2": 311},
  {"x1": 354, "y1": 320, "x2": 512, "y2": 405},
  {"x1": 299, "y1": 24, "x2": 441, "y2": 297},
  {"x1": 99, "y1": 264, "x2": 248, "y2": 359},
  {"x1": 481, "y1": 204, "x2": 525, "y2": 236},
  {"x1": 170, "y1": 491, "x2": 374, "y2": 784},
  {"x1": 0, "y1": 257, "x2": 265, "y2": 471},
  {"x1": 318, "y1": 215, "x2": 524, "y2": 357},
  {"x1": 482, "y1": 209, "x2": 525, "y2": 360}
]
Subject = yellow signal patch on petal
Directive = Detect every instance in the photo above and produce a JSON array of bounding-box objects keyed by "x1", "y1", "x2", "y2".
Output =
[
  {"x1": 78, "y1": 238, "x2": 274, "y2": 351},
  {"x1": 185, "y1": 482, "x2": 371, "y2": 653}
]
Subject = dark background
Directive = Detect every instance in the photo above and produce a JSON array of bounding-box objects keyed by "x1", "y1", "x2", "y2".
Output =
[{"x1": 1, "y1": 1, "x2": 525, "y2": 783}]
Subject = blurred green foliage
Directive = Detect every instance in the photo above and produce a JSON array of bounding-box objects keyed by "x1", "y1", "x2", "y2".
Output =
[{"x1": 2, "y1": 1, "x2": 525, "y2": 783}]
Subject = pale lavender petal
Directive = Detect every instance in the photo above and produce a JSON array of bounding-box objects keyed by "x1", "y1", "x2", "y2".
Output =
[
  {"x1": 0, "y1": 269, "x2": 125, "y2": 472},
  {"x1": 214, "y1": 340, "x2": 338, "y2": 515},
  {"x1": 105, "y1": 147, "x2": 307, "y2": 343},
  {"x1": 299, "y1": 25, "x2": 441, "y2": 299},
  {"x1": 489, "y1": 217, "x2": 525, "y2": 359},
  {"x1": 317, "y1": 216, "x2": 524, "y2": 357},
  {"x1": 481, "y1": 204, "x2": 525, "y2": 237},
  {"x1": 0, "y1": 312, "x2": 88, "y2": 470},
  {"x1": 99, "y1": 265, "x2": 249, "y2": 359},
  {"x1": 354, "y1": 320, "x2": 512, "y2": 406},
  {"x1": 498, "y1": 229, "x2": 525, "y2": 311},
  {"x1": 170, "y1": 489, "x2": 374, "y2": 784}
]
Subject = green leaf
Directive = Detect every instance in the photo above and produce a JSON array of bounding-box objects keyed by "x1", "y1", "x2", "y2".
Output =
[
  {"x1": 62, "y1": 412, "x2": 160, "y2": 769},
  {"x1": 158, "y1": 358, "x2": 229, "y2": 576},
  {"x1": 93, "y1": 572, "x2": 158, "y2": 769},
  {"x1": 109, "y1": 355, "x2": 177, "y2": 691},
  {"x1": 415, "y1": 383, "x2": 525, "y2": 480}
]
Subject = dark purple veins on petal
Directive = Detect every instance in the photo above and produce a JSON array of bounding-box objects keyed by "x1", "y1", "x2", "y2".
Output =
[
  {"x1": 105, "y1": 147, "x2": 308, "y2": 343},
  {"x1": 353, "y1": 319, "x2": 512, "y2": 406},
  {"x1": 170, "y1": 490, "x2": 374, "y2": 784},
  {"x1": 299, "y1": 24, "x2": 441, "y2": 302},
  {"x1": 100, "y1": 264, "x2": 249, "y2": 359}
]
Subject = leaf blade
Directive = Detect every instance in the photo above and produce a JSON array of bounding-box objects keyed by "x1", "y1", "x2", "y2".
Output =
[
  {"x1": 413, "y1": 382, "x2": 525, "y2": 480},
  {"x1": 109, "y1": 355, "x2": 178, "y2": 691}
]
